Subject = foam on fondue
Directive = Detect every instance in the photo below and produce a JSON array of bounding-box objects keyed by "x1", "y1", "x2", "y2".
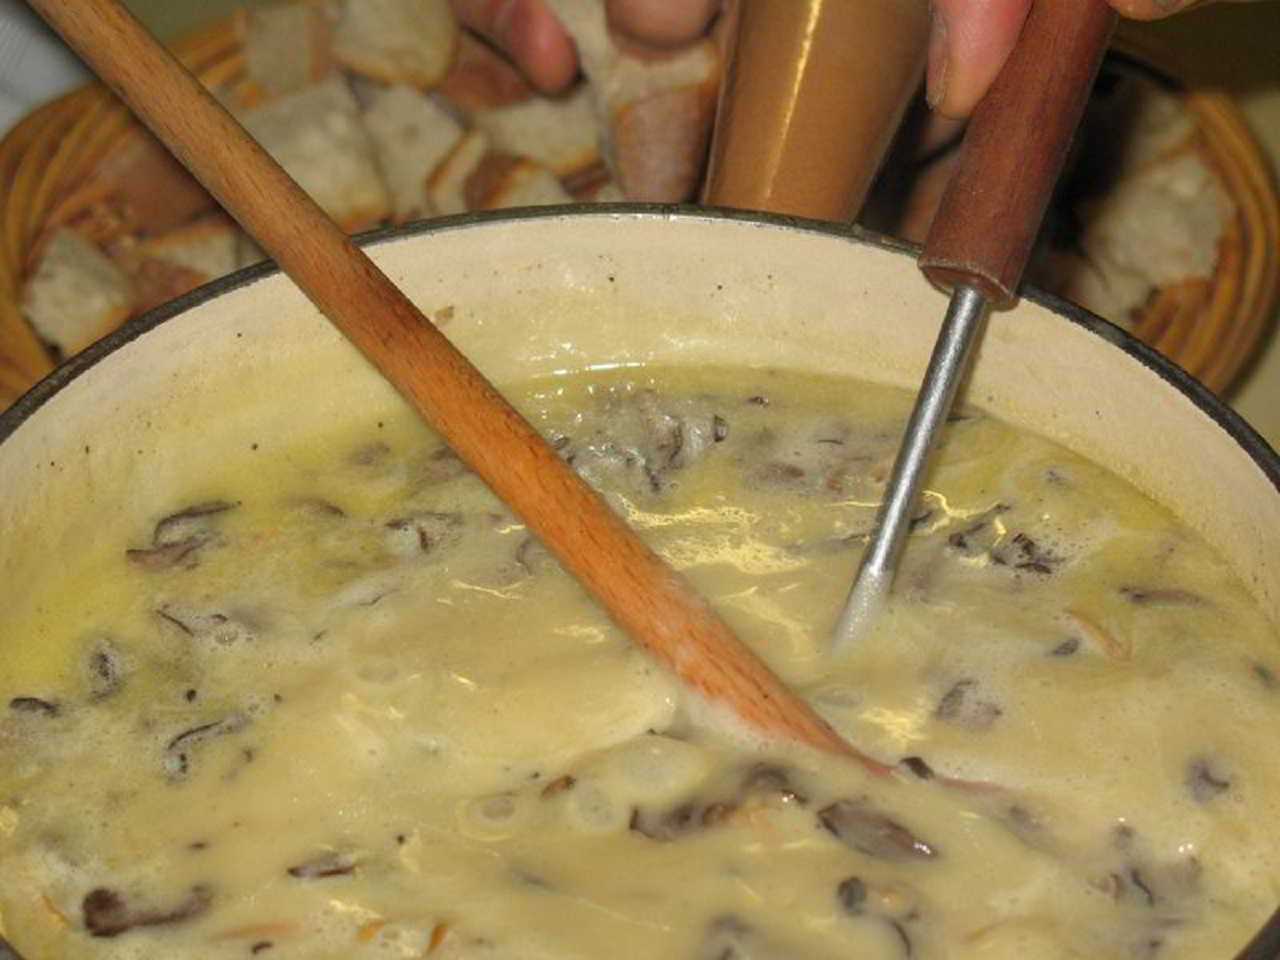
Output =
[{"x1": 1, "y1": 368, "x2": 1277, "y2": 959}]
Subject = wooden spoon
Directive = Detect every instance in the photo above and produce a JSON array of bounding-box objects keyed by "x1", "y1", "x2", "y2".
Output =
[{"x1": 27, "y1": 0, "x2": 886, "y2": 774}]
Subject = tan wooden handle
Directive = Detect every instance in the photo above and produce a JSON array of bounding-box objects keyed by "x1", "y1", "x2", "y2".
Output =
[
  {"x1": 703, "y1": 0, "x2": 930, "y2": 222},
  {"x1": 28, "y1": 0, "x2": 887, "y2": 773},
  {"x1": 919, "y1": 0, "x2": 1117, "y2": 306}
]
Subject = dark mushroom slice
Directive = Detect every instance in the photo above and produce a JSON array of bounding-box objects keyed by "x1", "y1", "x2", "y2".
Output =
[
  {"x1": 291, "y1": 497, "x2": 347, "y2": 519},
  {"x1": 996, "y1": 804, "x2": 1058, "y2": 854},
  {"x1": 886, "y1": 919, "x2": 914, "y2": 958},
  {"x1": 286, "y1": 851, "x2": 357, "y2": 879},
  {"x1": 384, "y1": 511, "x2": 465, "y2": 556},
  {"x1": 1049, "y1": 636, "x2": 1081, "y2": 657},
  {"x1": 934, "y1": 680, "x2": 1003, "y2": 730},
  {"x1": 834, "y1": 877, "x2": 924, "y2": 956},
  {"x1": 155, "y1": 606, "x2": 258, "y2": 647},
  {"x1": 126, "y1": 539, "x2": 208, "y2": 572},
  {"x1": 631, "y1": 764, "x2": 808, "y2": 841},
  {"x1": 817, "y1": 800, "x2": 938, "y2": 862},
  {"x1": 740, "y1": 764, "x2": 807, "y2": 806},
  {"x1": 85, "y1": 642, "x2": 125, "y2": 700},
  {"x1": 348, "y1": 441, "x2": 392, "y2": 466},
  {"x1": 908, "y1": 509, "x2": 935, "y2": 533},
  {"x1": 8, "y1": 697, "x2": 59, "y2": 717},
  {"x1": 899, "y1": 757, "x2": 934, "y2": 781},
  {"x1": 515, "y1": 537, "x2": 555, "y2": 577},
  {"x1": 1119, "y1": 587, "x2": 1208, "y2": 607},
  {"x1": 991, "y1": 532, "x2": 1065, "y2": 575},
  {"x1": 628, "y1": 390, "x2": 728, "y2": 472},
  {"x1": 945, "y1": 503, "x2": 1011, "y2": 557},
  {"x1": 82, "y1": 885, "x2": 213, "y2": 938},
  {"x1": 152, "y1": 501, "x2": 239, "y2": 546},
  {"x1": 415, "y1": 445, "x2": 469, "y2": 486},
  {"x1": 127, "y1": 501, "x2": 239, "y2": 571},
  {"x1": 1185, "y1": 757, "x2": 1232, "y2": 803},
  {"x1": 630, "y1": 802, "x2": 716, "y2": 842},
  {"x1": 836, "y1": 876, "x2": 868, "y2": 915},
  {"x1": 164, "y1": 714, "x2": 250, "y2": 780}
]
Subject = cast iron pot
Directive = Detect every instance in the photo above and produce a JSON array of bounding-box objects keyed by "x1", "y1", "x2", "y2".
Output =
[{"x1": 1, "y1": 208, "x2": 1278, "y2": 958}]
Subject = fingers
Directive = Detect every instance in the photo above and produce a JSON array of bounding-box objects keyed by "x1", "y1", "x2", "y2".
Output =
[
  {"x1": 926, "y1": 0, "x2": 1030, "y2": 118},
  {"x1": 606, "y1": 0, "x2": 720, "y2": 47},
  {"x1": 927, "y1": 0, "x2": 1212, "y2": 118},
  {"x1": 449, "y1": 0, "x2": 579, "y2": 93}
]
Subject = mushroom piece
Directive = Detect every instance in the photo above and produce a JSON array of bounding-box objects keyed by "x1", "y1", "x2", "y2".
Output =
[
  {"x1": 818, "y1": 800, "x2": 938, "y2": 862},
  {"x1": 82, "y1": 885, "x2": 213, "y2": 938}
]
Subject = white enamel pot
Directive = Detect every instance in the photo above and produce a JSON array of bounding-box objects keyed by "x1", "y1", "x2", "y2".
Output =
[{"x1": 1, "y1": 208, "x2": 1278, "y2": 957}]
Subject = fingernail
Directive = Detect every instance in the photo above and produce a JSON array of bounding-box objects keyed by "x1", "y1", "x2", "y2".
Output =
[{"x1": 925, "y1": 6, "x2": 949, "y2": 110}]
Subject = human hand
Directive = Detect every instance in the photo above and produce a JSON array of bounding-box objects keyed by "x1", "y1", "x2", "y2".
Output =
[
  {"x1": 926, "y1": 0, "x2": 1247, "y2": 118},
  {"x1": 448, "y1": 0, "x2": 721, "y2": 94}
]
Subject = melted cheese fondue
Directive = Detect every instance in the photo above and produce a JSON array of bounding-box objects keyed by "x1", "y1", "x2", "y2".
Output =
[{"x1": 1, "y1": 368, "x2": 1277, "y2": 959}]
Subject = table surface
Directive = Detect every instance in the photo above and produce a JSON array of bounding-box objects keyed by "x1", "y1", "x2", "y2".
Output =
[{"x1": 33, "y1": 1, "x2": 1280, "y2": 446}]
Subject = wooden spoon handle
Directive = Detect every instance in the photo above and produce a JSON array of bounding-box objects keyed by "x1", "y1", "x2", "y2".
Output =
[
  {"x1": 29, "y1": 0, "x2": 884, "y2": 772},
  {"x1": 919, "y1": 0, "x2": 1117, "y2": 306}
]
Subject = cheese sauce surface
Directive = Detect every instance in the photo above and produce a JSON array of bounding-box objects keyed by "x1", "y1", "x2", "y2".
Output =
[{"x1": 1, "y1": 368, "x2": 1278, "y2": 959}]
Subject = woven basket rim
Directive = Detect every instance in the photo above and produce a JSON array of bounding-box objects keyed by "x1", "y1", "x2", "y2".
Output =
[{"x1": 0, "y1": 17, "x2": 1275, "y2": 407}]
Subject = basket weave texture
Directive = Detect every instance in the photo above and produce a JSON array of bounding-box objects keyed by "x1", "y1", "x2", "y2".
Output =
[{"x1": 0, "y1": 21, "x2": 1275, "y2": 408}]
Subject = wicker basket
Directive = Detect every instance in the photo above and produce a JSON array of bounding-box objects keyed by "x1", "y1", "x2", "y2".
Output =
[
  {"x1": 0, "y1": 19, "x2": 1276, "y2": 409},
  {"x1": 1115, "y1": 42, "x2": 1280, "y2": 395},
  {"x1": 0, "y1": 20, "x2": 244, "y2": 406}
]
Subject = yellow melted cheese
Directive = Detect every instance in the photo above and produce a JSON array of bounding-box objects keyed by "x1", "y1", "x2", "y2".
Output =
[{"x1": 1, "y1": 367, "x2": 1278, "y2": 959}]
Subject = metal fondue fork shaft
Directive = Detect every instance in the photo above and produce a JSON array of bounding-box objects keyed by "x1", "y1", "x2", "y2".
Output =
[{"x1": 833, "y1": 285, "x2": 987, "y2": 649}]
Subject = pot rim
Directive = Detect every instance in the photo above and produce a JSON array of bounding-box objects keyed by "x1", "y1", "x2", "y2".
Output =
[
  {"x1": 1, "y1": 204, "x2": 1277, "y2": 959},
  {"x1": 3, "y1": 205, "x2": 1277, "y2": 489}
]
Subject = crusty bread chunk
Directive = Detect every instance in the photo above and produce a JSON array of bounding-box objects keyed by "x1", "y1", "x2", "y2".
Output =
[
  {"x1": 238, "y1": 1, "x2": 337, "y2": 98},
  {"x1": 112, "y1": 215, "x2": 245, "y2": 314},
  {"x1": 466, "y1": 155, "x2": 573, "y2": 210},
  {"x1": 474, "y1": 84, "x2": 600, "y2": 177},
  {"x1": 131, "y1": 215, "x2": 242, "y2": 279},
  {"x1": 332, "y1": 0, "x2": 459, "y2": 90},
  {"x1": 238, "y1": 76, "x2": 392, "y2": 231},
  {"x1": 362, "y1": 85, "x2": 465, "y2": 221},
  {"x1": 53, "y1": 130, "x2": 216, "y2": 242},
  {"x1": 543, "y1": 0, "x2": 720, "y2": 201},
  {"x1": 427, "y1": 130, "x2": 490, "y2": 216},
  {"x1": 1048, "y1": 152, "x2": 1231, "y2": 326},
  {"x1": 22, "y1": 229, "x2": 134, "y2": 357}
]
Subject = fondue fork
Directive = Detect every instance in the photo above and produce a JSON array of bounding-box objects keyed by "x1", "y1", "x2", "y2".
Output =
[{"x1": 834, "y1": 0, "x2": 1118, "y2": 649}]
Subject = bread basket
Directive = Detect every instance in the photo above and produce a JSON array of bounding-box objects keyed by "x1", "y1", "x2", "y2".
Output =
[{"x1": 0, "y1": 12, "x2": 1276, "y2": 408}]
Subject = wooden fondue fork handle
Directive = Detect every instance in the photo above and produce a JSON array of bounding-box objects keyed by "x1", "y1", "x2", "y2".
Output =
[
  {"x1": 26, "y1": 0, "x2": 886, "y2": 774},
  {"x1": 919, "y1": 0, "x2": 1118, "y2": 305}
]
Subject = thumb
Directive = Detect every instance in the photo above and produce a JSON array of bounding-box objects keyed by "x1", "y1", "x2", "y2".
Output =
[
  {"x1": 927, "y1": 0, "x2": 1030, "y2": 118},
  {"x1": 449, "y1": 0, "x2": 579, "y2": 93}
]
